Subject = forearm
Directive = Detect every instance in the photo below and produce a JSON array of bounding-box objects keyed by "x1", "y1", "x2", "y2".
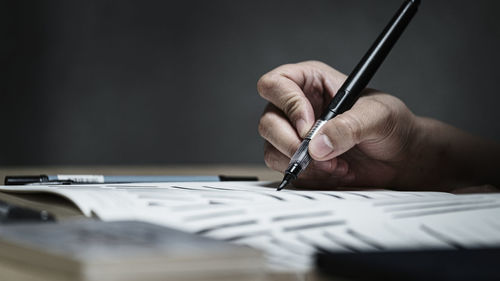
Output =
[{"x1": 407, "y1": 117, "x2": 500, "y2": 190}]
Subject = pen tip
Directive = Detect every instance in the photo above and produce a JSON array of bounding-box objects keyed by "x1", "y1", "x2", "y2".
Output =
[
  {"x1": 277, "y1": 172, "x2": 297, "y2": 191},
  {"x1": 277, "y1": 179, "x2": 288, "y2": 191}
]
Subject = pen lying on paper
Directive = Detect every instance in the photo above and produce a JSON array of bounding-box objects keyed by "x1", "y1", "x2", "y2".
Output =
[
  {"x1": 278, "y1": 0, "x2": 420, "y2": 191},
  {"x1": 4, "y1": 174, "x2": 258, "y2": 185}
]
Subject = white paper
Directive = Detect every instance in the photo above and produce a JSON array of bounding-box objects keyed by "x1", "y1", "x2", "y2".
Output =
[{"x1": 1, "y1": 181, "x2": 499, "y2": 272}]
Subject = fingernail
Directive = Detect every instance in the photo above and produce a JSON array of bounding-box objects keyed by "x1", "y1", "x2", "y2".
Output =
[
  {"x1": 296, "y1": 119, "x2": 308, "y2": 136},
  {"x1": 311, "y1": 134, "x2": 334, "y2": 158}
]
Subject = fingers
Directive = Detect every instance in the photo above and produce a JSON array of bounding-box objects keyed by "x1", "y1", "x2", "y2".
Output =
[
  {"x1": 258, "y1": 103, "x2": 301, "y2": 158},
  {"x1": 263, "y1": 142, "x2": 289, "y2": 173},
  {"x1": 257, "y1": 65, "x2": 315, "y2": 137},
  {"x1": 259, "y1": 102, "x2": 353, "y2": 179},
  {"x1": 263, "y1": 140, "x2": 351, "y2": 180},
  {"x1": 257, "y1": 61, "x2": 346, "y2": 137},
  {"x1": 260, "y1": 103, "x2": 350, "y2": 181},
  {"x1": 309, "y1": 92, "x2": 399, "y2": 161}
]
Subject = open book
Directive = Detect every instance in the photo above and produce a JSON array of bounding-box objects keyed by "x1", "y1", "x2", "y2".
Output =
[{"x1": 1, "y1": 181, "x2": 499, "y2": 272}]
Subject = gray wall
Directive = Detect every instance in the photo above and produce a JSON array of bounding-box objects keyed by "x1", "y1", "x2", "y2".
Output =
[{"x1": 2, "y1": 0, "x2": 500, "y2": 165}]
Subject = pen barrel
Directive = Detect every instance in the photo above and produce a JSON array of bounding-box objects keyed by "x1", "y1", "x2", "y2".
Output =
[
  {"x1": 282, "y1": 0, "x2": 420, "y2": 187},
  {"x1": 284, "y1": 119, "x2": 328, "y2": 179},
  {"x1": 321, "y1": 89, "x2": 350, "y2": 120},
  {"x1": 4, "y1": 175, "x2": 49, "y2": 185},
  {"x1": 288, "y1": 139, "x2": 313, "y2": 173},
  {"x1": 305, "y1": 120, "x2": 328, "y2": 140},
  {"x1": 335, "y1": 0, "x2": 419, "y2": 109}
]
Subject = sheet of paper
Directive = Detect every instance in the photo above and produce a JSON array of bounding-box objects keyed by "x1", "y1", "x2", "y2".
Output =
[{"x1": 1, "y1": 181, "x2": 499, "y2": 272}]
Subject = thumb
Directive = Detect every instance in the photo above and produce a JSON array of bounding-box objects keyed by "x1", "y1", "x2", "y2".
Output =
[{"x1": 308, "y1": 97, "x2": 386, "y2": 161}]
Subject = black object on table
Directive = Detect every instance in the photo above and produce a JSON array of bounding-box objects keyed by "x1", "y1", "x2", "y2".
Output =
[
  {"x1": 0, "y1": 200, "x2": 55, "y2": 224},
  {"x1": 316, "y1": 247, "x2": 500, "y2": 281}
]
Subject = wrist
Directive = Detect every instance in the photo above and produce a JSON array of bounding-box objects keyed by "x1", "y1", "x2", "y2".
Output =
[
  {"x1": 404, "y1": 116, "x2": 499, "y2": 190},
  {"x1": 397, "y1": 116, "x2": 452, "y2": 190}
]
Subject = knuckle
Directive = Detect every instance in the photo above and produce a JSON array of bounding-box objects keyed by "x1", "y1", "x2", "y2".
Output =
[
  {"x1": 284, "y1": 142, "x2": 299, "y2": 158},
  {"x1": 263, "y1": 147, "x2": 277, "y2": 169},
  {"x1": 368, "y1": 96, "x2": 393, "y2": 116},
  {"x1": 278, "y1": 63, "x2": 297, "y2": 71},
  {"x1": 333, "y1": 115, "x2": 363, "y2": 143},
  {"x1": 258, "y1": 113, "x2": 272, "y2": 139},
  {"x1": 282, "y1": 94, "x2": 303, "y2": 120},
  {"x1": 366, "y1": 96, "x2": 401, "y2": 137},
  {"x1": 257, "y1": 73, "x2": 277, "y2": 98},
  {"x1": 378, "y1": 105, "x2": 397, "y2": 135},
  {"x1": 300, "y1": 60, "x2": 325, "y2": 67}
]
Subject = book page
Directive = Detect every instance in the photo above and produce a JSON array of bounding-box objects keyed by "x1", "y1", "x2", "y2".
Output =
[{"x1": 1, "y1": 182, "x2": 499, "y2": 272}]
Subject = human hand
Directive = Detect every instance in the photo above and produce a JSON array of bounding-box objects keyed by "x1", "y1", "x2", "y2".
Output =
[{"x1": 257, "y1": 61, "x2": 420, "y2": 189}]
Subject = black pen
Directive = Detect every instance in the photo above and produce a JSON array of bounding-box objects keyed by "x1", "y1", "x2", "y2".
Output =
[
  {"x1": 278, "y1": 0, "x2": 420, "y2": 190},
  {"x1": 5, "y1": 174, "x2": 258, "y2": 185}
]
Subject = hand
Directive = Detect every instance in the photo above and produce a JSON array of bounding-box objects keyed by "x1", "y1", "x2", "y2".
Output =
[
  {"x1": 258, "y1": 61, "x2": 500, "y2": 190},
  {"x1": 257, "y1": 61, "x2": 420, "y2": 188}
]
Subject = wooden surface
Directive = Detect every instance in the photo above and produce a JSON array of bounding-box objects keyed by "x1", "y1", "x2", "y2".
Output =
[{"x1": 0, "y1": 165, "x2": 282, "y2": 184}]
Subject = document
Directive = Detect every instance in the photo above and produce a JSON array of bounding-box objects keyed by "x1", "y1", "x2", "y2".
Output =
[{"x1": 1, "y1": 182, "x2": 499, "y2": 272}]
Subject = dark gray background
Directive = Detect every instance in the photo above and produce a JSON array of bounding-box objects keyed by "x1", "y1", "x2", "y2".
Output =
[{"x1": 1, "y1": 0, "x2": 500, "y2": 165}]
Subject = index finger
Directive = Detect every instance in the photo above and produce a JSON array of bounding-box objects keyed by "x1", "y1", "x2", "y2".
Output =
[
  {"x1": 257, "y1": 63, "x2": 315, "y2": 137},
  {"x1": 257, "y1": 61, "x2": 346, "y2": 137}
]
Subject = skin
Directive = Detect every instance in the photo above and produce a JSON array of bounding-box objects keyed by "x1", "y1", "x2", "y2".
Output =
[{"x1": 257, "y1": 61, "x2": 500, "y2": 192}]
